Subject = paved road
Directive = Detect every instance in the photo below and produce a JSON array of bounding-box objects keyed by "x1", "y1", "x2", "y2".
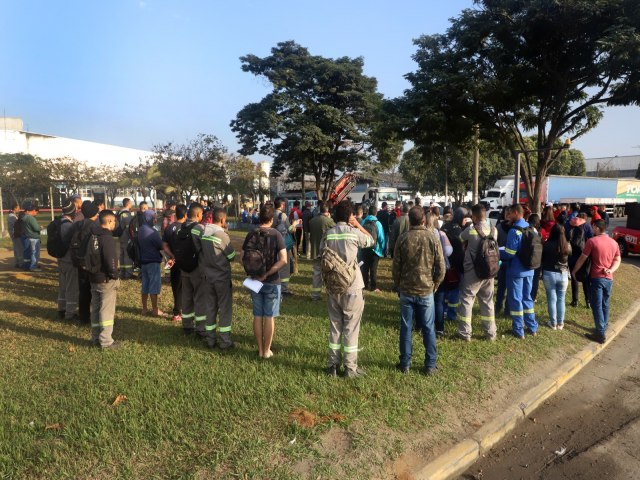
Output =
[{"x1": 459, "y1": 308, "x2": 640, "y2": 480}]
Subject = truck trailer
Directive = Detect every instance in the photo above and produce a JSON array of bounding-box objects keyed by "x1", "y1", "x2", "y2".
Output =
[{"x1": 482, "y1": 175, "x2": 640, "y2": 216}]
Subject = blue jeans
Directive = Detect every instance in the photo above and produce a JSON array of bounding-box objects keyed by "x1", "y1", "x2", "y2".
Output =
[
  {"x1": 590, "y1": 278, "x2": 613, "y2": 337},
  {"x1": 434, "y1": 284, "x2": 446, "y2": 333},
  {"x1": 26, "y1": 238, "x2": 40, "y2": 270},
  {"x1": 399, "y1": 293, "x2": 437, "y2": 369},
  {"x1": 445, "y1": 287, "x2": 460, "y2": 320},
  {"x1": 542, "y1": 270, "x2": 569, "y2": 326}
]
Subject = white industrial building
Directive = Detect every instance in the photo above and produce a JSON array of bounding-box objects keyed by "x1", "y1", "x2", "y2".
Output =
[{"x1": 585, "y1": 155, "x2": 639, "y2": 178}]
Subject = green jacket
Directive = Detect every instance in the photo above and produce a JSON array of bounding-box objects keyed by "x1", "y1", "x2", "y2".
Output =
[
  {"x1": 392, "y1": 225, "x2": 445, "y2": 296},
  {"x1": 23, "y1": 214, "x2": 41, "y2": 239},
  {"x1": 309, "y1": 214, "x2": 335, "y2": 259}
]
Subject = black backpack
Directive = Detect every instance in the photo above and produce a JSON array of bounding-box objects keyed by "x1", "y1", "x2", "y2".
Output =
[
  {"x1": 84, "y1": 234, "x2": 103, "y2": 274},
  {"x1": 13, "y1": 216, "x2": 25, "y2": 239},
  {"x1": 46, "y1": 217, "x2": 71, "y2": 258},
  {"x1": 70, "y1": 222, "x2": 89, "y2": 268},
  {"x1": 514, "y1": 226, "x2": 542, "y2": 270},
  {"x1": 362, "y1": 219, "x2": 379, "y2": 246},
  {"x1": 242, "y1": 229, "x2": 273, "y2": 277},
  {"x1": 113, "y1": 210, "x2": 129, "y2": 237},
  {"x1": 569, "y1": 226, "x2": 586, "y2": 256},
  {"x1": 172, "y1": 222, "x2": 199, "y2": 272},
  {"x1": 472, "y1": 225, "x2": 500, "y2": 279}
]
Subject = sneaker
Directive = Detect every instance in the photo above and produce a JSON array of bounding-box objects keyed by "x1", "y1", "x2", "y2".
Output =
[
  {"x1": 326, "y1": 365, "x2": 338, "y2": 377},
  {"x1": 585, "y1": 332, "x2": 606, "y2": 344},
  {"x1": 436, "y1": 330, "x2": 445, "y2": 338},
  {"x1": 344, "y1": 367, "x2": 366, "y2": 378},
  {"x1": 171, "y1": 315, "x2": 182, "y2": 322},
  {"x1": 557, "y1": 323, "x2": 564, "y2": 331},
  {"x1": 395, "y1": 363, "x2": 410, "y2": 374},
  {"x1": 422, "y1": 366, "x2": 439, "y2": 376},
  {"x1": 457, "y1": 334, "x2": 471, "y2": 342},
  {"x1": 101, "y1": 340, "x2": 122, "y2": 350},
  {"x1": 547, "y1": 322, "x2": 557, "y2": 330},
  {"x1": 570, "y1": 300, "x2": 578, "y2": 308}
]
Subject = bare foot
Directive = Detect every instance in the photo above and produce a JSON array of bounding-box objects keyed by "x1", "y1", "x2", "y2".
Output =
[
  {"x1": 152, "y1": 310, "x2": 168, "y2": 318},
  {"x1": 262, "y1": 350, "x2": 273, "y2": 359}
]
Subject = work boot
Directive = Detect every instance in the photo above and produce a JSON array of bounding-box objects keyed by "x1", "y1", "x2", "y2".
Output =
[
  {"x1": 422, "y1": 366, "x2": 439, "y2": 376},
  {"x1": 395, "y1": 363, "x2": 409, "y2": 374},
  {"x1": 344, "y1": 367, "x2": 366, "y2": 378},
  {"x1": 326, "y1": 365, "x2": 338, "y2": 377},
  {"x1": 101, "y1": 341, "x2": 123, "y2": 350}
]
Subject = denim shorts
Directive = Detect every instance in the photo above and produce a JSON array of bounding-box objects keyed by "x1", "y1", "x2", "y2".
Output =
[
  {"x1": 250, "y1": 283, "x2": 281, "y2": 317},
  {"x1": 141, "y1": 263, "x2": 162, "y2": 295}
]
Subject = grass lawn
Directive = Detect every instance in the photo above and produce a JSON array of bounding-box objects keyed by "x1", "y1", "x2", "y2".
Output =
[{"x1": 0, "y1": 236, "x2": 637, "y2": 479}]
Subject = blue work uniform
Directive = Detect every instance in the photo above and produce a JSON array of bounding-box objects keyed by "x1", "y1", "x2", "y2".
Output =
[{"x1": 500, "y1": 218, "x2": 537, "y2": 337}]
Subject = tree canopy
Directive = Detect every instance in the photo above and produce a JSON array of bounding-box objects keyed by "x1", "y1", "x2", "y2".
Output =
[
  {"x1": 404, "y1": 0, "x2": 640, "y2": 211},
  {"x1": 231, "y1": 41, "x2": 401, "y2": 200}
]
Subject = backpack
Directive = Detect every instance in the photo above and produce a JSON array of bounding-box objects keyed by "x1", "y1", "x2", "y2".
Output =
[
  {"x1": 472, "y1": 225, "x2": 500, "y2": 279},
  {"x1": 126, "y1": 237, "x2": 141, "y2": 269},
  {"x1": 514, "y1": 226, "x2": 542, "y2": 270},
  {"x1": 242, "y1": 228, "x2": 273, "y2": 277},
  {"x1": 13, "y1": 216, "x2": 25, "y2": 239},
  {"x1": 70, "y1": 222, "x2": 89, "y2": 268},
  {"x1": 362, "y1": 219, "x2": 378, "y2": 246},
  {"x1": 569, "y1": 226, "x2": 586, "y2": 255},
  {"x1": 113, "y1": 210, "x2": 129, "y2": 237},
  {"x1": 172, "y1": 222, "x2": 199, "y2": 272},
  {"x1": 321, "y1": 246, "x2": 358, "y2": 295},
  {"x1": 128, "y1": 214, "x2": 140, "y2": 240},
  {"x1": 46, "y1": 217, "x2": 71, "y2": 258},
  {"x1": 84, "y1": 234, "x2": 103, "y2": 274}
]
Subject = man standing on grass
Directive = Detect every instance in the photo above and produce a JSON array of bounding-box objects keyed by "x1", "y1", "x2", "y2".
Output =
[
  {"x1": 57, "y1": 202, "x2": 79, "y2": 321},
  {"x1": 7, "y1": 202, "x2": 23, "y2": 268},
  {"x1": 273, "y1": 197, "x2": 300, "y2": 296},
  {"x1": 572, "y1": 219, "x2": 621, "y2": 344},
  {"x1": 196, "y1": 207, "x2": 237, "y2": 350},
  {"x1": 309, "y1": 205, "x2": 335, "y2": 301},
  {"x1": 138, "y1": 210, "x2": 166, "y2": 317},
  {"x1": 180, "y1": 204, "x2": 206, "y2": 336},
  {"x1": 500, "y1": 204, "x2": 538, "y2": 339},
  {"x1": 76, "y1": 201, "x2": 100, "y2": 325},
  {"x1": 321, "y1": 200, "x2": 373, "y2": 378},
  {"x1": 117, "y1": 198, "x2": 135, "y2": 279},
  {"x1": 456, "y1": 204, "x2": 499, "y2": 342},
  {"x1": 360, "y1": 205, "x2": 385, "y2": 292},
  {"x1": 90, "y1": 210, "x2": 121, "y2": 349},
  {"x1": 22, "y1": 201, "x2": 42, "y2": 271},
  {"x1": 243, "y1": 204, "x2": 287, "y2": 359},
  {"x1": 392, "y1": 206, "x2": 445, "y2": 375},
  {"x1": 162, "y1": 203, "x2": 187, "y2": 323}
]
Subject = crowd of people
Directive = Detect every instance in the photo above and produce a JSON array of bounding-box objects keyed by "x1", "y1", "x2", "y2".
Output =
[{"x1": 5, "y1": 194, "x2": 622, "y2": 375}]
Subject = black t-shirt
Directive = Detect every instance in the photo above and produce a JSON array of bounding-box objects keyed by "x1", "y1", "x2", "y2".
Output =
[{"x1": 162, "y1": 220, "x2": 184, "y2": 252}]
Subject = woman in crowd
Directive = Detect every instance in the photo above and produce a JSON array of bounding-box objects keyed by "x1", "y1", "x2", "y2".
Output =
[{"x1": 541, "y1": 223, "x2": 571, "y2": 330}]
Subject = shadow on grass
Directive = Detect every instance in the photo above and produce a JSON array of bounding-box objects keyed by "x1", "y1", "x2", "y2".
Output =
[{"x1": 0, "y1": 317, "x2": 88, "y2": 347}]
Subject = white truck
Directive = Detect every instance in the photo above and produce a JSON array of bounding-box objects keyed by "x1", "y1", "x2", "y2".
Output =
[{"x1": 361, "y1": 187, "x2": 400, "y2": 210}]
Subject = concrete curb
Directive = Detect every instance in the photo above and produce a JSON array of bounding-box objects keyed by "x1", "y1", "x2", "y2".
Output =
[{"x1": 414, "y1": 298, "x2": 640, "y2": 480}]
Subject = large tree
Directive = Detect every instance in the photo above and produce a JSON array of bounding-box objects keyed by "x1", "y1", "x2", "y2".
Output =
[
  {"x1": 0, "y1": 153, "x2": 52, "y2": 205},
  {"x1": 153, "y1": 134, "x2": 227, "y2": 203},
  {"x1": 231, "y1": 41, "x2": 401, "y2": 200},
  {"x1": 404, "y1": 0, "x2": 640, "y2": 213}
]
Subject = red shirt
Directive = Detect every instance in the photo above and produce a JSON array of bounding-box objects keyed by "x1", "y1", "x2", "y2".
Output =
[{"x1": 582, "y1": 234, "x2": 620, "y2": 280}]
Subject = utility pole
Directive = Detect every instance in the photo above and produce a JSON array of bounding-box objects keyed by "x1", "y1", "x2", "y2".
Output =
[{"x1": 472, "y1": 124, "x2": 480, "y2": 205}]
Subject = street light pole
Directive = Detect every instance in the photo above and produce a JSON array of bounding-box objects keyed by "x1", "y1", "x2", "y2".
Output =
[{"x1": 473, "y1": 124, "x2": 480, "y2": 205}]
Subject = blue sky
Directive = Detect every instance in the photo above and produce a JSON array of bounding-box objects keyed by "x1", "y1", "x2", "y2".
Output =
[{"x1": 2, "y1": 0, "x2": 639, "y2": 160}]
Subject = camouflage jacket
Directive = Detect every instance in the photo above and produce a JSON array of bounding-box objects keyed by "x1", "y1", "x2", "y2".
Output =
[{"x1": 392, "y1": 225, "x2": 445, "y2": 296}]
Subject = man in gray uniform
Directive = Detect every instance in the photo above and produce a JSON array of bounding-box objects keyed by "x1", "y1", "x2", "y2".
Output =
[
  {"x1": 309, "y1": 205, "x2": 335, "y2": 300},
  {"x1": 195, "y1": 207, "x2": 237, "y2": 350},
  {"x1": 57, "y1": 202, "x2": 79, "y2": 321},
  {"x1": 117, "y1": 198, "x2": 134, "y2": 279},
  {"x1": 181, "y1": 204, "x2": 206, "y2": 336},
  {"x1": 457, "y1": 204, "x2": 499, "y2": 341},
  {"x1": 320, "y1": 200, "x2": 373, "y2": 378}
]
